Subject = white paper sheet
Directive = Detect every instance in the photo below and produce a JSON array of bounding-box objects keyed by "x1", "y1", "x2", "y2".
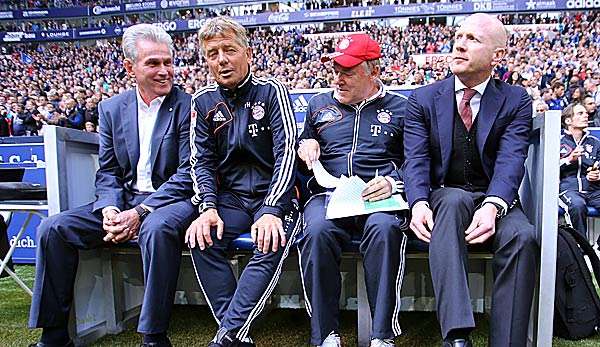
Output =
[
  {"x1": 325, "y1": 175, "x2": 409, "y2": 219},
  {"x1": 312, "y1": 160, "x2": 340, "y2": 189}
]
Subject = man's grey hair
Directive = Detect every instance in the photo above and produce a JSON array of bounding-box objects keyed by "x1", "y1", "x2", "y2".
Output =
[
  {"x1": 363, "y1": 59, "x2": 380, "y2": 75},
  {"x1": 198, "y1": 17, "x2": 249, "y2": 56},
  {"x1": 122, "y1": 24, "x2": 174, "y2": 62}
]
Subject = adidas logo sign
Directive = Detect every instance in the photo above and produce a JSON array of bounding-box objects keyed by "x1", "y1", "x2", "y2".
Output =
[
  {"x1": 212, "y1": 111, "x2": 226, "y2": 122},
  {"x1": 293, "y1": 95, "x2": 309, "y2": 113}
]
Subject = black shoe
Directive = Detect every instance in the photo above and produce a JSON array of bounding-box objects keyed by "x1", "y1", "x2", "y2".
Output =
[
  {"x1": 28, "y1": 341, "x2": 74, "y2": 347},
  {"x1": 208, "y1": 328, "x2": 240, "y2": 347},
  {"x1": 442, "y1": 338, "x2": 473, "y2": 347},
  {"x1": 140, "y1": 338, "x2": 173, "y2": 347},
  {"x1": 237, "y1": 336, "x2": 255, "y2": 347}
]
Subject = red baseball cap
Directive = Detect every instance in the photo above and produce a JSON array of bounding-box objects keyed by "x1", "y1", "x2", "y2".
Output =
[{"x1": 321, "y1": 33, "x2": 382, "y2": 68}]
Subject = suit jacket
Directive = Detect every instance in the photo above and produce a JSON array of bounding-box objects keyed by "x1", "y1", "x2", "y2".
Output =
[
  {"x1": 93, "y1": 87, "x2": 192, "y2": 213},
  {"x1": 403, "y1": 77, "x2": 532, "y2": 208}
]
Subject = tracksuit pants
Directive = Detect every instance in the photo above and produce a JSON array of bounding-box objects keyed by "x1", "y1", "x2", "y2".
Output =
[
  {"x1": 189, "y1": 191, "x2": 301, "y2": 341},
  {"x1": 559, "y1": 190, "x2": 600, "y2": 240},
  {"x1": 297, "y1": 194, "x2": 408, "y2": 345}
]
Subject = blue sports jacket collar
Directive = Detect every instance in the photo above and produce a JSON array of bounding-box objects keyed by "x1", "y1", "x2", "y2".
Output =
[{"x1": 218, "y1": 68, "x2": 253, "y2": 98}]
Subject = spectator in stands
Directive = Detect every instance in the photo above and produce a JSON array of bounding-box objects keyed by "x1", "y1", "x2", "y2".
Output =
[
  {"x1": 568, "y1": 86, "x2": 586, "y2": 104},
  {"x1": 585, "y1": 78, "x2": 600, "y2": 106},
  {"x1": 11, "y1": 103, "x2": 27, "y2": 136},
  {"x1": 559, "y1": 103, "x2": 600, "y2": 238},
  {"x1": 534, "y1": 99, "x2": 549, "y2": 118},
  {"x1": 83, "y1": 121, "x2": 96, "y2": 133},
  {"x1": 548, "y1": 81, "x2": 569, "y2": 110},
  {"x1": 585, "y1": 95, "x2": 599, "y2": 126},
  {"x1": 296, "y1": 33, "x2": 407, "y2": 347},
  {"x1": 0, "y1": 105, "x2": 11, "y2": 137},
  {"x1": 83, "y1": 99, "x2": 98, "y2": 125},
  {"x1": 404, "y1": 13, "x2": 538, "y2": 347},
  {"x1": 22, "y1": 100, "x2": 43, "y2": 136},
  {"x1": 186, "y1": 17, "x2": 300, "y2": 347},
  {"x1": 62, "y1": 98, "x2": 84, "y2": 129},
  {"x1": 28, "y1": 24, "x2": 196, "y2": 347}
]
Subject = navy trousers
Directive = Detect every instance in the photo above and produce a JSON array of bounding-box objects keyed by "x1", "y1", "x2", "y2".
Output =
[
  {"x1": 28, "y1": 198, "x2": 197, "y2": 334},
  {"x1": 428, "y1": 187, "x2": 539, "y2": 347},
  {"x1": 189, "y1": 191, "x2": 301, "y2": 341},
  {"x1": 559, "y1": 190, "x2": 600, "y2": 239},
  {"x1": 297, "y1": 194, "x2": 408, "y2": 345}
]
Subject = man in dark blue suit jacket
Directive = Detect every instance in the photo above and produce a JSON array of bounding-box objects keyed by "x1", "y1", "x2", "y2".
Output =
[
  {"x1": 28, "y1": 24, "x2": 195, "y2": 347},
  {"x1": 403, "y1": 14, "x2": 539, "y2": 347}
]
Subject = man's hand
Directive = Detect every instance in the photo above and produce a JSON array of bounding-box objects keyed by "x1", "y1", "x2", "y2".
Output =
[
  {"x1": 465, "y1": 203, "x2": 497, "y2": 244},
  {"x1": 297, "y1": 139, "x2": 320, "y2": 170},
  {"x1": 567, "y1": 146, "x2": 584, "y2": 163},
  {"x1": 410, "y1": 202, "x2": 434, "y2": 243},
  {"x1": 362, "y1": 176, "x2": 393, "y2": 202},
  {"x1": 103, "y1": 209, "x2": 140, "y2": 243},
  {"x1": 102, "y1": 208, "x2": 124, "y2": 236},
  {"x1": 588, "y1": 169, "x2": 600, "y2": 182},
  {"x1": 185, "y1": 209, "x2": 224, "y2": 250},
  {"x1": 251, "y1": 214, "x2": 285, "y2": 254}
]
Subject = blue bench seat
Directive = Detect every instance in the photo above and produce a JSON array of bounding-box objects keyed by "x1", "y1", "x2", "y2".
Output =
[{"x1": 558, "y1": 206, "x2": 600, "y2": 217}]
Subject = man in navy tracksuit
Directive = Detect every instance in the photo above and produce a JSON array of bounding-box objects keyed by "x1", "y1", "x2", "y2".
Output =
[
  {"x1": 559, "y1": 102, "x2": 600, "y2": 239},
  {"x1": 185, "y1": 17, "x2": 300, "y2": 347},
  {"x1": 296, "y1": 34, "x2": 407, "y2": 347}
]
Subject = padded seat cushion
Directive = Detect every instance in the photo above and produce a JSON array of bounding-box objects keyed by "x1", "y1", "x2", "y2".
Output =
[{"x1": 0, "y1": 182, "x2": 47, "y2": 201}]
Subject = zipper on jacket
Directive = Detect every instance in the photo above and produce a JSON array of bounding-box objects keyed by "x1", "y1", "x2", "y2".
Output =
[
  {"x1": 347, "y1": 98, "x2": 378, "y2": 176},
  {"x1": 576, "y1": 133, "x2": 588, "y2": 192},
  {"x1": 347, "y1": 105, "x2": 362, "y2": 176}
]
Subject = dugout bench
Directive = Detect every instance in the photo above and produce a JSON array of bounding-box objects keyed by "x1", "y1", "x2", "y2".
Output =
[{"x1": 41, "y1": 110, "x2": 559, "y2": 347}]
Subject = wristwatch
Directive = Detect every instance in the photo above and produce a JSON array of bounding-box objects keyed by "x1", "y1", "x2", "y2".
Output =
[
  {"x1": 134, "y1": 205, "x2": 151, "y2": 221},
  {"x1": 485, "y1": 201, "x2": 507, "y2": 219},
  {"x1": 199, "y1": 201, "x2": 217, "y2": 214}
]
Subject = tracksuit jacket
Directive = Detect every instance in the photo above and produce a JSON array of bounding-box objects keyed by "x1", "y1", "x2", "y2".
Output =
[
  {"x1": 189, "y1": 72, "x2": 297, "y2": 218},
  {"x1": 299, "y1": 85, "x2": 407, "y2": 195},
  {"x1": 560, "y1": 131, "x2": 600, "y2": 193}
]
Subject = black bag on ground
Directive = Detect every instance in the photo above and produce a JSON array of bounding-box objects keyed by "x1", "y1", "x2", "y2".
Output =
[{"x1": 554, "y1": 225, "x2": 600, "y2": 339}]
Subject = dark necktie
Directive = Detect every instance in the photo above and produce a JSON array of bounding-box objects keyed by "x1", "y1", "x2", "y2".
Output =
[{"x1": 459, "y1": 88, "x2": 478, "y2": 131}]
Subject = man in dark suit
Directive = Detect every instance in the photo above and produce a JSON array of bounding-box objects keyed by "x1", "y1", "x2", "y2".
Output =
[
  {"x1": 28, "y1": 24, "x2": 195, "y2": 347},
  {"x1": 403, "y1": 13, "x2": 538, "y2": 347}
]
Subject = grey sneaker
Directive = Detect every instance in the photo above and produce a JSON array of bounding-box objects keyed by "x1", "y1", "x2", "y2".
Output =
[
  {"x1": 319, "y1": 332, "x2": 341, "y2": 347},
  {"x1": 370, "y1": 338, "x2": 395, "y2": 347}
]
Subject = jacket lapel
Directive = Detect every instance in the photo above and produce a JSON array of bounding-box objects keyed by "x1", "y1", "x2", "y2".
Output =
[
  {"x1": 121, "y1": 91, "x2": 140, "y2": 169},
  {"x1": 149, "y1": 89, "x2": 175, "y2": 169},
  {"x1": 434, "y1": 78, "x2": 455, "y2": 175},
  {"x1": 476, "y1": 79, "x2": 505, "y2": 156}
]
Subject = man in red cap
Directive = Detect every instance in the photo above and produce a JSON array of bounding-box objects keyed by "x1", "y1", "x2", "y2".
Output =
[{"x1": 297, "y1": 33, "x2": 408, "y2": 347}]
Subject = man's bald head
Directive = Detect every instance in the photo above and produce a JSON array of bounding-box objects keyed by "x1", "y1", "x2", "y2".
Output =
[
  {"x1": 451, "y1": 13, "x2": 508, "y2": 87},
  {"x1": 460, "y1": 13, "x2": 508, "y2": 49}
]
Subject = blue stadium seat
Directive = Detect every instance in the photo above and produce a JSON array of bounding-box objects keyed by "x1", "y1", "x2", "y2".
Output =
[
  {"x1": 588, "y1": 207, "x2": 600, "y2": 217},
  {"x1": 558, "y1": 206, "x2": 600, "y2": 217},
  {"x1": 230, "y1": 233, "x2": 254, "y2": 251},
  {"x1": 229, "y1": 232, "x2": 431, "y2": 253},
  {"x1": 588, "y1": 127, "x2": 600, "y2": 140}
]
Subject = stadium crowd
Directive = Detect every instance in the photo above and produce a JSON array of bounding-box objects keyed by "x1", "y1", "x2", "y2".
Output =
[{"x1": 0, "y1": 11, "x2": 599, "y2": 137}]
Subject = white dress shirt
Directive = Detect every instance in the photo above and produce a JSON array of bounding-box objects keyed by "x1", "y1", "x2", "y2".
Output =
[
  {"x1": 134, "y1": 89, "x2": 165, "y2": 193},
  {"x1": 454, "y1": 75, "x2": 490, "y2": 121}
]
